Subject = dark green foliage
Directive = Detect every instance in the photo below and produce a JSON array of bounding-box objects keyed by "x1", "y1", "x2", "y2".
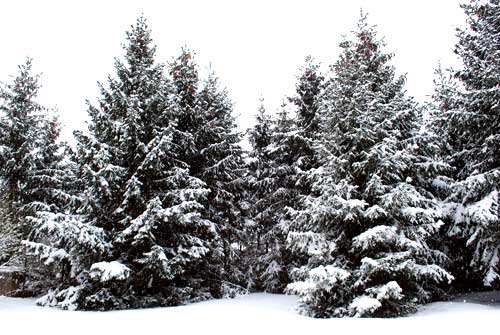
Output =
[
  {"x1": 0, "y1": 60, "x2": 71, "y2": 267},
  {"x1": 287, "y1": 14, "x2": 452, "y2": 318},
  {"x1": 431, "y1": 0, "x2": 500, "y2": 290},
  {"x1": 0, "y1": 59, "x2": 44, "y2": 244},
  {"x1": 196, "y1": 73, "x2": 247, "y2": 289},
  {"x1": 246, "y1": 58, "x2": 325, "y2": 293}
]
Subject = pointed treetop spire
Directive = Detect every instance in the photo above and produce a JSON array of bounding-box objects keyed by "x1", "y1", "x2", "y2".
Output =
[
  {"x1": 290, "y1": 55, "x2": 324, "y2": 135},
  {"x1": 124, "y1": 15, "x2": 156, "y2": 68},
  {"x1": 170, "y1": 47, "x2": 199, "y2": 110}
]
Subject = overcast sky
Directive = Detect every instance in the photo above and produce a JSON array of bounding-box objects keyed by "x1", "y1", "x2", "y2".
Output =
[{"x1": 0, "y1": 0, "x2": 464, "y2": 141}]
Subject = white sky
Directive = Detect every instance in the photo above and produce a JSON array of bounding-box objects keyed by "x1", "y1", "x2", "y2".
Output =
[{"x1": 0, "y1": 0, "x2": 465, "y2": 141}]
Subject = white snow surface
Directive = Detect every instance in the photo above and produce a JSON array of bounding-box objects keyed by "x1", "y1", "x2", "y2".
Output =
[{"x1": 1, "y1": 292, "x2": 499, "y2": 335}]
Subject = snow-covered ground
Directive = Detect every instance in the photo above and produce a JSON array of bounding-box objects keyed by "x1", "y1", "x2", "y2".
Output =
[{"x1": 1, "y1": 292, "x2": 499, "y2": 335}]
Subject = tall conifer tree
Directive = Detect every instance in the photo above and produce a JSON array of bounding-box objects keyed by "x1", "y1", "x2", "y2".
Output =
[
  {"x1": 435, "y1": 0, "x2": 500, "y2": 289},
  {"x1": 0, "y1": 59, "x2": 43, "y2": 254},
  {"x1": 0, "y1": 60, "x2": 72, "y2": 268},
  {"x1": 28, "y1": 17, "x2": 218, "y2": 310},
  {"x1": 287, "y1": 14, "x2": 452, "y2": 317},
  {"x1": 197, "y1": 73, "x2": 247, "y2": 290}
]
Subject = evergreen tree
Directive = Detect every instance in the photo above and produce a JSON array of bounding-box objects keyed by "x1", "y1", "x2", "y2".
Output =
[
  {"x1": 288, "y1": 56, "x2": 324, "y2": 156},
  {"x1": 287, "y1": 14, "x2": 452, "y2": 318},
  {"x1": 247, "y1": 100, "x2": 303, "y2": 292},
  {"x1": 285, "y1": 55, "x2": 325, "y2": 238},
  {"x1": 250, "y1": 59, "x2": 326, "y2": 292},
  {"x1": 421, "y1": 65, "x2": 473, "y2": 291},
  {"x1": 196, "y1": 73, "x2": 247, "y2": 293},
  {"x1": 435, "y1": 0, "x2": 500, "y2": 289},
  {"x1": 247, "y1": 59, "x2": 325, "y2": 293},
  {"x1": 0, "y1": 59, "x2": 79, "y2": 297},
  {"x1": 453, "y1": 0, "x2": 500, "y2": 176},
  {"x1": 428, "y1": 64, "x2": 464, "y2": 167},
  {"x1": 91, "y1": 17, "x2": 216, "y2": 309},
  {"x1": 23, "y1": 112, "x2": 83, "y2": 292},
  {"x1": 247, "y1": 99, "x2": 287, "y2": 291},
  {"x1": 259, "y1": 103, "x2": 298, "y2": 292},
  {"x1": 31, "y1": 114, "x2": 76, "y2": 213},
  {"x1": 0, "y1": 59, "x2": 48, "y2": 264},
  {"x1": 0, "y1": 60, "x2": 41, "y2": 244},
  {"x1": 248, "y1": 98, "x2": 273, "y2": 154},
  {"x1": 170, "y1": 50, "x2": 248, "y2": 294},
  {"x1": 28, "y1": 17, "x2": 218, "y2": 310},
  {"x1": 246, "y1": 99, "x2": 273, "y2": 267},
  {"x1": 169, "y1": 48, "x2": 204, "y2": 176},
  {"x1": 285, "y1": 57, "x2": 325, "y2": 198}
]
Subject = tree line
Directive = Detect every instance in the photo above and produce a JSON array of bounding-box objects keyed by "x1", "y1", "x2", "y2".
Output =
[{"x1": 0, "y1": 0, "x2": 499, "y2": 317}]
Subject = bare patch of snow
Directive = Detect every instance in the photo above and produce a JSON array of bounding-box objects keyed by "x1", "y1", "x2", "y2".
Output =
[{"x1": 0, "y1": 292, "x2": 499, "y2": 334}]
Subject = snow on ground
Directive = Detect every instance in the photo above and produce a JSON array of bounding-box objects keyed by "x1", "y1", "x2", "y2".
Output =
[{"x1": 1, "y1": 292, "x2": 499, "y2": 335}]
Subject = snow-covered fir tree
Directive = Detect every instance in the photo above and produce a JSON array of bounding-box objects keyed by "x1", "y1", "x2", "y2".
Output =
[
  {"x1": 31, "y1": 114, "x2": 77, "y2": 214},
  {"x1": 435, "y1": 0, "x2": 500, "y2": 289},
  {"x1": 288, "y1": 56, "x2": 324, "y2": 156},
  {"x1": 248, "y1": 99, "x2": 273, "y2": 156},
  {"x1": 247, "y1": 59, "x2": 324, "y2": 293},
  {"x1": 87, "y1": 17, "x2": 219, "y2": 309},
  {"x1": 427, "y1": 63, "x2": 464, "y2": 173},
  {"x1": 287, "y1": 14, "x2": 453, "y2": 318},
  {"x1": 196, "y1": 73, "x2": 248, "y2": 292},
  {"x1": 247, "y1": 99, "x2": 286, "y2": 291},
  {"x1": 246, "y1": 99, "x2": 272, "y2": 287},
  {"x1": 169, "y1": 48, "x2": 205, "y2": 175},
  {"x1": 169, "y1": 50, "x2": 249, "y2": 294},
  {"x1": 0, "y1": 59, "x2": 60, "y2": 265},
  {"x1": 286, "y1": 56, "x2": 325, "y2": 219},
  {"x1": 285, "y1": 55, "x2": 325, "y2": 227},
  {"x1": 259, "y1": 103, "x2": 299, "y2": 292},
  {"x1": 22, "y1": 112, "x2": 84, "y2": 291},
  {"x1": 0, "y1": 60, "x2": 43, "y2": 262},
  {"x1": 421, "y1": 65, "x2": 475, "y2": 291},
  {"x1": 0, "y1": 59, "x2": 78, "y2": 297},
  {"x1": 28, "y1": 17, "x2": 219, "y2": 310},
  {"x1": 249, "y1": 59, "x2": 327, "y2": 293},
  {"x1": 247, "y1": 100, "x2": 304, "y2": 293}
]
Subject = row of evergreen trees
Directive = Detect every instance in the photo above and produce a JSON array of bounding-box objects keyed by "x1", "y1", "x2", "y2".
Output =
[{"x1": 0, "y1": 0, "x2": 499, "y2": 317}]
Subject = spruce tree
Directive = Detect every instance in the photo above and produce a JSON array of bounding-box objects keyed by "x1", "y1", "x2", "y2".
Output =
[
  {"x1": 453, "y1": 0, "x2": 500, "y2": 176},
  {"x1": 28, "y1": 17, "x2": 218, "y2": 310},
  {"x1": 31, "y1": 114, "x2": 76, "y2": 213},
  {"x1": 288, "y1": 56, "x2": 324, "y2": 158},
  {"x1": 287, "y1": 14, "x2": 452, "y2": 317},
  {"x1": 435, "y1": 0, "x2": 500, "y2": 289},
  {"x1": 246, "y1": 99, "x2": 270, "y2": 290},
  {"x1": 169, "y1": 50, "x2": 249, "y2": 294},
  {"x1": 88, "y1": 17, "x2": 216, "y2": 309},
  {"x1": 248, "y1": 99, "x2": 273, "y2": 155},
  {"x1": 252, "y1": 60, "x2": 326, "y2": 292},
  {"x1": 0, "y1": 59, "x2": 46, "y2": 264},
  {"x1": 247, "y1": 59, "x2": 325, "y2": 293},
  {"x1": 260, "y1": 103, "x2": 298, "y2": 292},
  {"x1": 196, "y1": 73, "x2": 247, "y2": 293},
  {"x1": 247, "y1": 100, "x2": 303, "y2": 292},
  {"x1": 0, "y1": 59, "x2": 80, "y2": 297},
  {"x1": 169, "y1": 48, "x2": 204, "y2": 175},
  {"x1": 285, "y1": 57, "x2": 324, "y2": 199},
  {"x1": 0, "y1": 59, "x2": 44, "y2": 252},
  {"x1": 247, "y1": 100, "x2": 288, "y2": 291}
]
